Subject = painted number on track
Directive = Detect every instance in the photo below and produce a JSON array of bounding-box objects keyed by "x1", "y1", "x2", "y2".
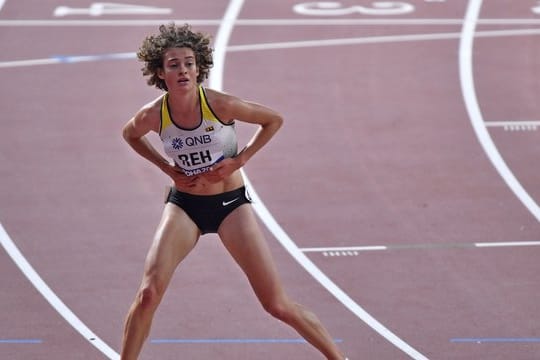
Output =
[
  {"x1": 54, "y1": 2, "x2": 172, "y2": 17},
  {"x1": 293, "y1": 1, "x2": 415, "y2": 16}
]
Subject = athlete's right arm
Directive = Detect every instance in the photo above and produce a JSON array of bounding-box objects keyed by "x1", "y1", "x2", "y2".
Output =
[
  {"x1": 122, "y1": 101, "x2": 173, "y2": 174},
  {"x1": 122, "y1": 101, "x2": 204, "y2": 189}
]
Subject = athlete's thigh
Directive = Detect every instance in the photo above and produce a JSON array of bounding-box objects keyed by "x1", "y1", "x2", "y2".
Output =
[
  {"x1": 218, "y1": 205, "x2": 284, "y2": 299},
  {"x1": 142, "y1": 203, "x2": 200, "y2": 286}
]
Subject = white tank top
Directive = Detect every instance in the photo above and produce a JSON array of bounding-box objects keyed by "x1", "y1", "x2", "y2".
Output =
[{"x1": 159, "y1": 86, "x2": 238, "y2": 176}]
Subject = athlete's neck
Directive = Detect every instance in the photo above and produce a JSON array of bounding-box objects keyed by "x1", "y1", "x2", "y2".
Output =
[{"x1": 167, "y1": 86, "x2": 200, "y2": 126}]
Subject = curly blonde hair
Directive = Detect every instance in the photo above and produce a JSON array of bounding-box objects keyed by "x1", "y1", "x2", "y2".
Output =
[{"x1": 137, "y1": 23, "x2": 213, "y2": 90}]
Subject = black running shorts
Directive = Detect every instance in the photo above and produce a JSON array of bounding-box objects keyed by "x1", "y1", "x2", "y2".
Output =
[{"x1": 165, "y1": 186, "x2": 252, "y2": 234}]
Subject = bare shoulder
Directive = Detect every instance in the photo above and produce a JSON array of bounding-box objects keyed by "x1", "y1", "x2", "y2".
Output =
[
  {"x1": 204, "y1": 88, "x2": 241, "y2": 122},
  {"x1": 204, "y1": 88, "x2": 238, "y2": 106},
  {"x1": 133, "y1": 95, "x2": 164, "y2": 132},
  {"x1": 203, "y1": 87, "x2": 282, "y2": 126}
]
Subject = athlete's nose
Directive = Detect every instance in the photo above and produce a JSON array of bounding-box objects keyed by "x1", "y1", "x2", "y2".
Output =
[{"x1": 178, "y1": 63, "x2": 188, "y2": 74}]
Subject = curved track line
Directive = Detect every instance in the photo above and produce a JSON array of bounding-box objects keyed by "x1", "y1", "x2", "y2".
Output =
[
  {"x1": 209, "y1": 1, "x2": 428, "y2": 359},
  {"x1": 459, "y1": 0, "x2": 540, "y2": 222},
  {"x1": 242, "y1": 177, "x2": 430, "y2": 360},
  {"x1": 0, "y1": 224, "x2": 120, "y2": 359},
  {"x1": 208, "y1": 0, "x2": 244, "y2": 92}
]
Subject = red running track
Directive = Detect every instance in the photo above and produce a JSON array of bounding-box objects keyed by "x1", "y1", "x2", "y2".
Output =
[{"x1": 1, "y1": 1, "x2": 539, "y2": 359}]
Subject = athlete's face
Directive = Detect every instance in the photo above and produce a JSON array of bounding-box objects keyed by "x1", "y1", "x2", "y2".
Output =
[{"x1": 158, "y1": 47, "x2": 199, "y2": 91}]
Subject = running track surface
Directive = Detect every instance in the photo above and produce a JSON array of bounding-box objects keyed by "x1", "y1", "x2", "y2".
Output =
[{"x1": 1, "y1": 1, "x2": 539, "y2": 359}]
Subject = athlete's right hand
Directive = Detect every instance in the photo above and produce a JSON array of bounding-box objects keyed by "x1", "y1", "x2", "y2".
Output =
[{"x1": 164, "y1": 164, "x2": 201, "y2": 190}]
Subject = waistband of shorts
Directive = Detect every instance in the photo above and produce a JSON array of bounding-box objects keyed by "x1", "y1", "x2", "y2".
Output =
[{"x1": 170, "y1": 186, "x2": 246, "y2": 202}]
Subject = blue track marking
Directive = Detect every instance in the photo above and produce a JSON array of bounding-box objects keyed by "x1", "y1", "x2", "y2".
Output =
[
  {"x1": 151, "y1": 338, "x2": 343, "y2": 344},
  {"x1": 451, "y1": 338, "x2": 540, "y2": 343},
  {"x1": 0, "y1": 339, "x2": 43, "y2": 344},
  {"x1": 52, "y1": 52, "x2": 135, "y2": 64}
]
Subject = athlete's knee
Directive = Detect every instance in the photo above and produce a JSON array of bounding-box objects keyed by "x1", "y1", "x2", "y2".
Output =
[
  {"x1": 138, "y1": 287, "x2": 158, "y2": 309},
  {"x1": 262, "y1": 297, "x2": 296, "y2": 322},
  {"x1": 137, "y1": 280, "x2": 165, "y2": 310}
]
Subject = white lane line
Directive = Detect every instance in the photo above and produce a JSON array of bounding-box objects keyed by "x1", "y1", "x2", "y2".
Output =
[
  {"x1": 459, "y1": 0, "x2": 540, "y2": 222},
  {"x1": 209, "y1": 0, "x2": 244, "y2": 94},
  {"x1": 3, "y1": 27, "x2": 540, "y2": 69},
  {"x1": 0, "y1": 224, "x2": 120, "y2": 359},
  {"x1": 300, "y1": 241, "x2": 540, "y2": 253},
  {"x1": 227, "y1": 28, "x2": 540, "y2": 52},
  {"x1": 0, "y1": 52, "x2": 136, "y2": 68},
  {"x1": 475, "y1": 241, "x2": 540, "y2": 248},
  {"x1": 209, "y1": 2, "x2": 428, "y2": 359},
  {"x1": 227, "y1": 31, "x2": 461, "y2": 51},
  {"x1": 0, "y1": 58, "x2": 62, "y2": 68},
  {"x1": 302, "y1": 246, "x2": 388, "y2": 252},
  {"x1": 3, "y1": 18, "x2": 540, "y2": 26},
  {"x1": 485, "y1": 121, "x2": 540, "y2": 126},
  {"x1": 485, "y1": 121, "x2": 539, "y2": 131}
]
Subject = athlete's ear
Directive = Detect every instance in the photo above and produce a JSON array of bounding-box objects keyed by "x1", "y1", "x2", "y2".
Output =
[{"x1": 157, "y1": 67, "x2": 165, "y2": 80}]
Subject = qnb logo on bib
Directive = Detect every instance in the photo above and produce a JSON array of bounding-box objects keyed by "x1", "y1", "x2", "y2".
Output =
[
  {"x1": 185, "y1": 135, "x2": 211, "y2": 147},
  {"x1": 177, "y1": 150, "x2": 224, "y2": 176}
]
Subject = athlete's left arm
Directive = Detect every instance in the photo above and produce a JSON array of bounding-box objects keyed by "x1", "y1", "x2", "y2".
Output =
[{"x1": 207, "y1": 91, "x2": 283, "y2": 181}]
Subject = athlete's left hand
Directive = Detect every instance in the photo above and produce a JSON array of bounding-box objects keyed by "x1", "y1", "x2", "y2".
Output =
[{"x1": 203, "y1": 158, "x2": 240, "y2": 183}]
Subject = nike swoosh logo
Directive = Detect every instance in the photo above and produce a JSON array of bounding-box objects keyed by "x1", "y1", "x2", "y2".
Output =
[{"x1": 222, "y1": 197, "x2": 239, "y2": 206}]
